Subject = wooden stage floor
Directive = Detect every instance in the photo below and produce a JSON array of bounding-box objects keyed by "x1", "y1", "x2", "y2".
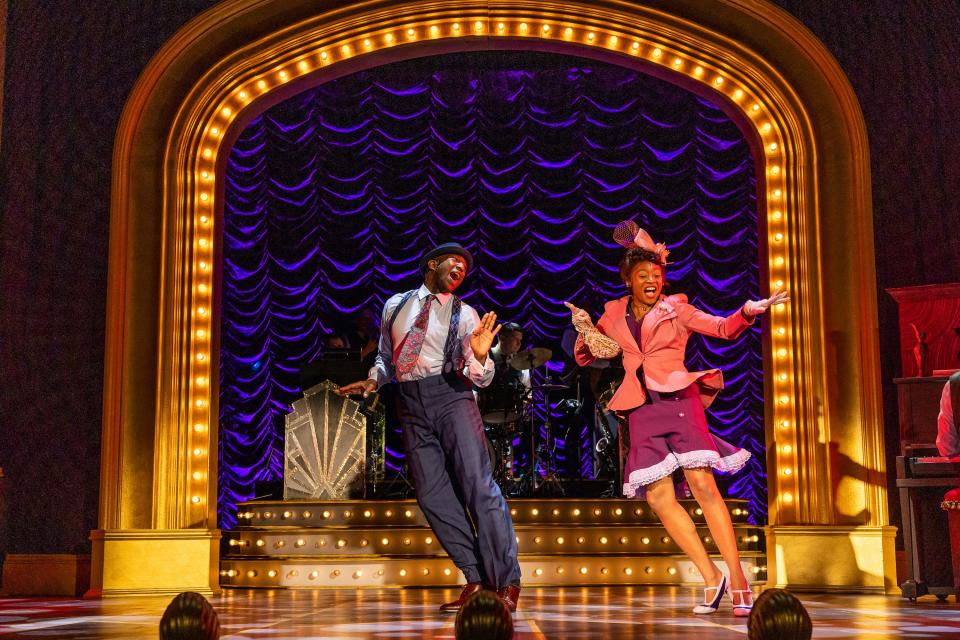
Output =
[{"x1": 1, "y1": 587, "x2": 959, "y2": 639}]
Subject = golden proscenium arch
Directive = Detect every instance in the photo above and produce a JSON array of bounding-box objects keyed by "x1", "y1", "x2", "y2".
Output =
[{"x1": 93, "y1": 0, "x2": 892, "y2": 597}]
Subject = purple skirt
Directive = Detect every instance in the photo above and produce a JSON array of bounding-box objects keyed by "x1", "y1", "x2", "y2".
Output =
[{"x1": 622, "y1": 385, "x2": 750, "y2": 498}]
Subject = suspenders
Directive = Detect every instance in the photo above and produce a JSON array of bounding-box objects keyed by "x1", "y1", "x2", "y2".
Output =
[
  {"x1": 386, "y1": 289, "x2": 464, "y2": 376},
  {"x1": 950, "y1": 370, "x2": 960, "y2": 430}
]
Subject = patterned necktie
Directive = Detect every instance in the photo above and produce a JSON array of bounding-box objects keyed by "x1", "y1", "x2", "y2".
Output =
[{"x1": 395, "y1": 294, "x2": 435, "y2": 375}]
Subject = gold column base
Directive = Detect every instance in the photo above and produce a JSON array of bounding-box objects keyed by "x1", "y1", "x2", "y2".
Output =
[
  {"x1": 87, "y1": 529, "x2": 221, "y2": 598},
  {"x1": 765, "y1": 525, "x2": 898, "y2": 594}
]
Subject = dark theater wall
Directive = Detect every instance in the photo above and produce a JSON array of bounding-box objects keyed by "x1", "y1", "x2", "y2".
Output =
[{"x1": 0, "y1": 0, "x2": 958, "y2": 557}]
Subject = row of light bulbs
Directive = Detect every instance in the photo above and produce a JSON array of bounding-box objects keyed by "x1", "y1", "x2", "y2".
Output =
[
  {"x1": 238, "y1": 504, "x2": 750, "y2": 520},
  {"x1": 220, "y1": 563, "x2": 767, "y2": 580},
  {"x1": 188, "y1": 16, "x2": 797, "y2": 516}
]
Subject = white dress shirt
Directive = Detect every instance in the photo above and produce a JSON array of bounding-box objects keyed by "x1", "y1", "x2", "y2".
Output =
[
  {"x1": 938, "y1": 380, "x2": 958, "y2": 457},
  {"x1": 369, "y1": 284, "x2": 495, "y2": 388}
]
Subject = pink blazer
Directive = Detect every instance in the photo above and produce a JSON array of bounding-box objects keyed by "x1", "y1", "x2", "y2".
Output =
[{"x1": 575, "y1": 294, "x2": 754, "y2": 412}]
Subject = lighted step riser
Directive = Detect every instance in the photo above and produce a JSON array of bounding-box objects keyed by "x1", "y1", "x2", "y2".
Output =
[
  {"x1": 235, "y1": 499, "x2": 754, "y2": 528},
  {"x1": 224, "y1": 526, "x2": 762, "y2": 557},
  {"x1": 220, "y1": 556, "x2": 768, "y2": 588}
]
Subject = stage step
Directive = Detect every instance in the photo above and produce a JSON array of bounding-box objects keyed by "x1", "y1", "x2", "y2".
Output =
[{"x1": 221, "y1": 498, "x2": 767, "y2": 588}]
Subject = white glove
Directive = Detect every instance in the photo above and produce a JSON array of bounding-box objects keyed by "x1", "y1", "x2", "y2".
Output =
[
  {"x1": 565, "y1": 302, "x2": 622, "y2": 358},
  {"x1": 743, "y1": 288, "x2": 790, "y2": 317}
]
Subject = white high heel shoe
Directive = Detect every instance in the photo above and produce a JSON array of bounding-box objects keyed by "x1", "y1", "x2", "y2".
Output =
[
  {"x1": 692, "y1": 574, "x2": 727, "y2": 614},
  {"x1": 731, "y1": 588, "x2": 753, "y2": 617}
]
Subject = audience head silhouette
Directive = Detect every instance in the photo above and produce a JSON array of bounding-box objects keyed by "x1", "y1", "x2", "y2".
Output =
[
  {"x1": 159, "y1": 591, "x2": 220, "y2": 640},
  {"x1": 748, "y1": 588, "x2": 812, "y2": 640},
  {"x1": 454, "y1": 589, "x2": 514, "y2": 640}
]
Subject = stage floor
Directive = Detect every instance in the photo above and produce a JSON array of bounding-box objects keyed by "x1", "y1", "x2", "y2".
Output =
[{"x1": 1, "y1": 587, "x2": 958, "y2": 639}]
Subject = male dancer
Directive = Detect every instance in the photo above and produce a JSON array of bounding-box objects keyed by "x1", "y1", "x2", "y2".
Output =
[{"x1": 338, "y1": 242, "x2": 522, "y2": 612}]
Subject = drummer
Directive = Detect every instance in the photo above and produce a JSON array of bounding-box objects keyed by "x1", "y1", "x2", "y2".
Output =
[{"x1": 489, "y1": 322, "x2": 531, "y2": 390}]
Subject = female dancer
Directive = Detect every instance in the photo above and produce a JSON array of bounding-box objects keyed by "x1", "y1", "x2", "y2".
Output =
[{"x1": 566, "y1": 221, "x2": 788, "y2": 616}]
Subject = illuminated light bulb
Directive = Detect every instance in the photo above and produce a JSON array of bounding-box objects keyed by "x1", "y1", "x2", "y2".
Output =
[
  {"x1": 336, "y1": 539, "x2": 347, "y2": 548},
  {"x1": 779, "y1": 395, "x2": 789, "y2": 405},
  {"x1": 363, "y1": 510, "x2": 372, "y2": 518},
  {"x1": 608, "y1": 35, "x2": 618, "y2": 46},
  {"x1": 192, "y1": 471, "x2": 203, "y2": 480},
  {"x1": 784, "y1": 492, "x2": 794, "y2": 503},
  {"x1": 779, "y1": 372, "x2": 788, "y2": 381},
  {"x1": 752, "y1": 103, "x2": 760, "y2": 111},
  {"x1": 385, "y1": 510, "x2": 393, "y2": 517},
  {"x1": 353, "y1": 571, "x2": 363, "y2": 578},
  {"x1": 256, "y1": 80, "x2": 267, "y2": 90},
  {"x1": 668, "y1": 567, "x2": 677, "y2": 575},
  {"x1": 694, "y1": 66, "x2": 704, "y2": 76},
  {"x1": 645, "y1": 566, "x2": 654, "y2": 574},
  {"x1": 376, "y1": 569, "x2": 384, "y2": 576},
  {"x1": 195, "y1": 399, "x2": 204, "y2": 407},
  {"x1": 210, "y1": 128, "x2": 219, "y2": 137},
  {"x1": 734, "y1": 89, "x2": 744, "y2": 99},
  {"x1": 278, "y1": 70, "x2": 288, "y2": 81},
  {"x1": 452, "y1": 23, "x2": 460, "y2": 32},
  {"x1": 444, "y1": 568, "x2": 452, "y2": 575},
  {"x1": 198, "y1": 285, "x2": 208, "y2": 296},
  {"x1": 775, "y1": 233, "x2": 784, "y2": 242},
  {"x1": 782, "y1": 444, "x2": 793, "y2": 454},
  {"x1": 587, "y1": 32, "x2": 596, "y2": 41},
  {"x1": 732, "y1": 508, "x2": 742, "y2": 515},
  {"x1": 753, "y1": 535, "x2": 760, "y2": 542},
  {"x1": 557, "y1": 537, "x2": 565, "y2": 544},
  {"x1": 599, "y1": 536, "x2": 608, "y2": 544},
  {"x1": 320, "y1": 51, "x2": 328, "y2": 60},
  {"x1": 762, "y1": 122, "x2": 772, "y2": 133},
  {"x1": 769, "y1": 142, "x2": 778, "y2": 152},
  {"x1": 403, "y1": 538, "x2": 411, "y2": 546},
  {"x1": 652, "y1": 47, "x2": 662, "y2": 58},
  {"x1": 515, "y1": 536, "x2": 520, "y2": 544},
  {"x1": 552, "y1": 508, "x2": 560, "y2": 516},
  {"x1": 542, "y1": 24, "x2": 550, "y2": 33},
  {"x1": 295, "y1": 539, "x2": 305, "y2": 547},
  {"x1": 404, "y1": 510, "x2": 413, "y2": 518},
  {"x1": 781, "y1": 420, "x2": 790, "y2": 429},
  {"x1": 407, "y1": 28, "x2": 415, "y2": 37},
  {"x1": 341, "y1": 45, "x2": 351, "y2": 56},
  {"x1": 672, "y1": 57, "x2": 682, "y2": 67},
  {"x1": 641, "y1": 537, "x2": 650, "y2": 544},
  {"x1": 614, "y1": 508, "x2": 623, "y2": 516},
  {"x1": 634, "y1": 508, "x2": 642, "y2": 516},
  {"x1": 422, "y1": 568, "x2": 430, "y2": 576},
  {"x1": 714, "y1": 76, "x2": 724, "y2": 86},
  {"x1": 268, "y1": 569, "x2": 277, "y2": 577},
  {"x1": 474, "y1": 20, "x2": 483, "y2": 32},
  {"x1": 193, "y1": 448, "x2": 203, "y2": 456},
  {"x1": 202, "y1": 148, "x2": 212, "y2": 159},
  {"x1": 752, "y1": 566, "x2": 761, "y2": 574},
  {"x1": 322, "y1": 510, "x2": 331, "y2": 518},
  {"x1": 510, "y1": 508, "x2": 517, "y2": 515},
  {"x1": 534, "y1": 568, "x2": 543, "y2": 576},
  {"x1": 695, "y1": 507, "x2": 703, "y2": 515},
  {"x1": 564, "y1": 27, "x2": 573, "y2": 38},
  {"x1": 429, "y1": 26, "x2": 438, "y2": 36},
  {"x1": 199, "y1": 262, "x2": 209, "y2": 271},
  {"x1": 193, "y1": 423, "x2": 205, "y2": 432},
  {"x1": 771, "y1": 166, "x2": 781, "y2": 176},
  {"x1": 777, "y1": 348, "x2": 788, "y2": 358},
  {"x1": 775, "y1": 257, "x2": 785, "y2": 267},
  {"x1": 196, "y1": 353, "x2": 206, "y2": 361},
  {"x1": 363, "y1": 38, "x2": 372, "y2": 49},
  {"x1": 593, "y1": 508, "x2": 602, "y2": 516},
  {"x1": 619, "y1": 537, "x2": 628, "y2": 544},
  {"x1": 772, "y1": 210, "x2": 783, "y2": 221},
  {"x1": 221, "y1": 107, "x2": 232, "y2": 117},
  {"x1": 531, "y1": 508, "x2": 539, "y2": 516},
  {"x1": 624, "y1": 567, "x2": 633, "y2": 575},
  {"x1": 573, "y1": 508, "x2": 581, "y2": 516},
  {"x1": 287, "y1": 570, "x2": 297, "y2": 578},
  {"x1": 200, "y1": 170, "x2": 209, "y2": 179},
  {"x1": 191, "y1": 495, "x2": 201, "y2": 503},
  {"x1": 783, "y1": 467, "x2": 793, "y2": 475},
  {"x1": 381, "y1": 537, "x2": 389, "y2": 545},
  {"x1": 520, "y1": 22, "x2": 528, "y2": 33},
  {"x1": 198, "y1": 238, "x2": 209, "y2": 248},
  {"x1": 580, "y1": 567, "x2": 588, "y2": 574},
  {"x1": 256, "y1": 539, "x2": 265, "y2": 547},
  {"x1": 661, "y1": 536, "x2": 670, "y2": 544},
  {"x1": 534, "y1": 536, "x2": 543, "y2": 544},
  {"x1": 297, "y1": 61, "x2": 308, "y2": 72},
  {"x1": 556, "y1": 567, "x2": 565, "y2": 574},
  {"x1": 704, "y1": 536, "x2": 712, "y2": 543},
  {"x1": 309, "y1": 570, "x2": 319, "y2": 579},
  {"x1": 577, "y1": 536, "x2": 585, "y2": 544},
  {"x1": 399, "y1": 569, "x2": 407, "y2": 577},
  {"x1": 200, "y1": 216, "x2": 208, "y2": 225},
  {"x1": 238, "y1": 91, "x2": 248, "y2": 101},
  {"x1": 425, "y1": 537, "x2": 433, "y2": 545},
  {"x1": 773, "y1": 189, "x2": 782, "y2": 199},
  {"x1": 776, "y1": 280, "x2": 784, "y2": 288},
  {"x1": 601, "y1": 567, "x2": 609, "y2": 575}
]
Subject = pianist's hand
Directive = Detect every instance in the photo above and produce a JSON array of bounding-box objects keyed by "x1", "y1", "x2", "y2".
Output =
[{"x1": 336, "y1": 379, "x2": 377, "y2": 398}]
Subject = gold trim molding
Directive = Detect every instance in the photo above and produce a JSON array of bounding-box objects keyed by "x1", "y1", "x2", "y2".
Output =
[{"x1": 98, "y1": 0, "x2": 887, "y2": 594}]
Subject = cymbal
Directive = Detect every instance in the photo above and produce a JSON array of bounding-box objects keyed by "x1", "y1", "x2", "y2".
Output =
[
  {"x1": 509, "y1": 347, "x2": 553, "y2": 370},
  {"x1": 531, "y1": 383, "x2": 569, "y2": 391}
]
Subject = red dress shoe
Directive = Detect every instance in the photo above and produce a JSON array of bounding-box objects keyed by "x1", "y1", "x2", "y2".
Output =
[
  {"x1": 439, "y1": 583, "x2": 484, "y2": 613},
  {"x1": 496, "y1": 584, "x2": 521, "y2": 612}
]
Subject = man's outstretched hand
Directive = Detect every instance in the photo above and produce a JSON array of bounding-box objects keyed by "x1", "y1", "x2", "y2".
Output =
[
  {"x1": 470, "y1": 311, "x2": 501, "y2": 363},
  {"x1": 336, "y1": 379, "x2": 377, "y2": 398}
]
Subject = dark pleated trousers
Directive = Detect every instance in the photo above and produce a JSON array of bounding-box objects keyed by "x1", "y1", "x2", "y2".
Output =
[{"x1": 396, "y1": 373, "x2": 521, "y2": 588}]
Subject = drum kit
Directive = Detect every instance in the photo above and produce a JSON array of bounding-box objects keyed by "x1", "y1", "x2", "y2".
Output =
[{"x1": 477, "y1": 347, "x2": 568, "y2": 496}]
